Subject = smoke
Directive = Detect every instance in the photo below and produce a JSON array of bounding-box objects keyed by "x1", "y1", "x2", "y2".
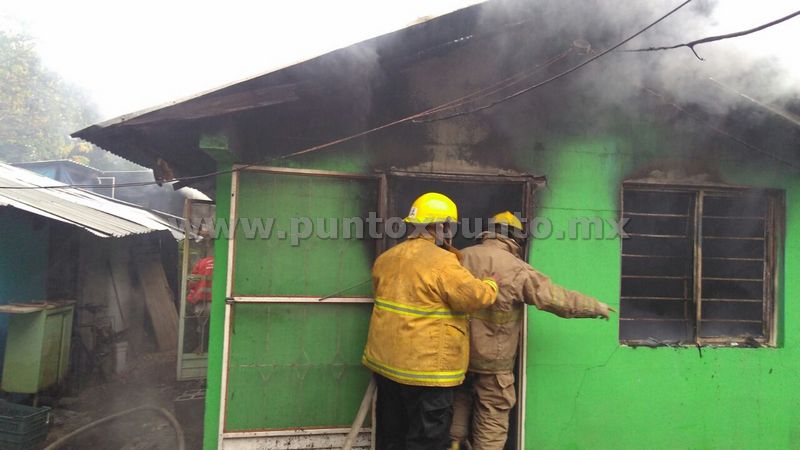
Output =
[{"x1": 469, "y1": 0, "x2": 800, "y2": 118}]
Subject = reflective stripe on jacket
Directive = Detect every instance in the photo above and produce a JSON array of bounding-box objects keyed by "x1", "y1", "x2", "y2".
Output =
[
  {"x1": 187, "y1": 256, "x2": 214, "y2": 304},
  {"x1": 363, "y1": 236, "x2": 498, "y2": 387},
  {"x1": 461, "y1": 232, "x2": 608, "y2": 374}
]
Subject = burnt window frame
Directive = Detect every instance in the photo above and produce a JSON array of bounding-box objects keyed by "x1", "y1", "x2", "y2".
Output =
[{"x1": 619, "y1": 182, "x2": 783, "y2": 348}]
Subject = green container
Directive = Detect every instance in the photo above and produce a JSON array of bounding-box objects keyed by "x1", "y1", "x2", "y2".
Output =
[{"x1": 0, "y1": 302, "x2": 75, "y2": 394}]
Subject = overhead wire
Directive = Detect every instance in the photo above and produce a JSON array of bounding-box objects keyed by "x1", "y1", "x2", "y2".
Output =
[
  {"x1": 213, "y1": 46, "x2": 575, "y2": 172},
  {"x1": 0, "y1": 47, "x2": 574, "y2": 191},
  {"x1": 415, "y1": 0, "x2": 694, "y2": 123},
  {"x1": 0, "y1": 179, "x2": 180, "y2": 190},
  {"x1": 416, "y1": 47, "x2": 575, "y2": 117},
  {"x1": 642, "y1": 87, "x2": 799, "y2": 170},
  {"x1": 0, "y1": 0, "x2": 695, "y2": 191}
]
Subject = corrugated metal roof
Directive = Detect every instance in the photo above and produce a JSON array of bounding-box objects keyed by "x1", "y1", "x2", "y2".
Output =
[
  {"x1": 71, "y1": 1, "x2": 490, "y2": 182},
  {"x1": 0, "y1": 163, "x2": 184, "y2": 239},
  {"x1": 13, "y1": 159, "x2": 102, "y2": 173},
  {"x1": 75, "y1": 1, "x2": 486, "y2": 134}
]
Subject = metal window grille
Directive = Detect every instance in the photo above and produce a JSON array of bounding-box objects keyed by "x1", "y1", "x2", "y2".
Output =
[{"x1": 619, "y1": 184, "x2": 781, "y2": 347}]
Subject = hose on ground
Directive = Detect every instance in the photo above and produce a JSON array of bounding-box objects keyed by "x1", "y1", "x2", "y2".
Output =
[{"x1": 43, "y1": 405, "x2": 186, "y2": 450}]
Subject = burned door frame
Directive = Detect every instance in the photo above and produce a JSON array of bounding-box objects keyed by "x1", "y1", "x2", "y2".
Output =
[
  {"x1": 218, "y1": 165, "x2": 542, "y2": 449},
  {"x1": 177, "y1": 198, "x2": 215, "y2": 381},
  {"x1": 219, "y1": 165, "x2": 384, "y2": 449},
  {"x1": 385, "y1": 170, "x2": 542, "y2": 450}
]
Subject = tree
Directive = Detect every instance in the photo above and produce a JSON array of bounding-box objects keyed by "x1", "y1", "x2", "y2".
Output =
[{"x1": 0, "y1": 30, "x2": 136, "y2": 170}]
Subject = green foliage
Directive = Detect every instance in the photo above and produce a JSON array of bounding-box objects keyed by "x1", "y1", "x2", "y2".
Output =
[{"x1": 0, "y1": 30, "x2": 136, "y2": 170}]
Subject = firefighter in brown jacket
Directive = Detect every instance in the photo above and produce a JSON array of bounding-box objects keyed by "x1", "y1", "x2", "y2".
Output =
[
  {"x1": 449, "y1": 211, "x2": 613, "y2": 450},
  {"x1": 363, "y1": 193, "x2": 499, "y2": 450}
]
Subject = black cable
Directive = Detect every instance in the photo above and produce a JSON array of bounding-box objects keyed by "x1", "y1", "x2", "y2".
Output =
[
  {"x1": 0, "y1": 48, "x2": 575, "y2": 191},
  {"x1": 0, "y1": 179, "x2": 177, "y2": 190},
  {"x1": 643, "y1": 87, "x2": 799, "y2": 170}
]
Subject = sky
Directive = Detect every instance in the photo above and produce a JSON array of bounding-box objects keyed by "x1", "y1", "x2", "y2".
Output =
[
  {"x1": 0, "y1": 0, "x2": 798, "y2": 121},
  {"x1": 0, "y1": 0, "x2": 483, "y2": 120}
]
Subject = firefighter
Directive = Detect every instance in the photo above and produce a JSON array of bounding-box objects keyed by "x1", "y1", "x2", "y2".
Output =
[
  {"x1": 363, "y1": 192, "x2": 499, "y2": 450},
  {"x1": 186, "y1": 231, "x2": 214, "y2": 353},
  {"x1": 449, "y1": 211, "x2": 614, "y2": 450}
]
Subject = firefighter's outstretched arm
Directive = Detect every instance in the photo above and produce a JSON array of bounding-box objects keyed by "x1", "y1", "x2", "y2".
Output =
[
  {"x1": 517, "y1": 266, "x2": 613, "y2": 319},
  {"x1": 438, "y1": 261, "x2": 498, "y2": 313}
]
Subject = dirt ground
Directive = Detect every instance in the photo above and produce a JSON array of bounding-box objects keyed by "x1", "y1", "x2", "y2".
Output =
[{"x1": 43, "y1": 351, "x2": 204, "y2": 450}]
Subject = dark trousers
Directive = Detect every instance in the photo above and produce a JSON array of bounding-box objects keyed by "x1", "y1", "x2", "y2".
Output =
[{"x1": 375, "y1": 374, "x2": 455, "y2": 450}]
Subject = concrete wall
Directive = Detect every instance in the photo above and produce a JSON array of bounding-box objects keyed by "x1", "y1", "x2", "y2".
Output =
[
  {"x1": 203, "y1": 121, "x2": 798, "y2": 450},
  {"x1": 518, "y1": 135, "x2": 798, "y2": 450}
]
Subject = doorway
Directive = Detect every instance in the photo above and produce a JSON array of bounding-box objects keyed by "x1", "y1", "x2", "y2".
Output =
[
  {"x1": 385, "y1": 170, "x2": 540, "y2": 450},
  {"x1": 176, "y1": 199, "x2": 215, "y2": 381}
]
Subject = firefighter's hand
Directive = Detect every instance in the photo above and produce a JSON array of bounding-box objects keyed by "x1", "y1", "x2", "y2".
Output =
[{"x1": 597, "y1": 303, "x2": 616, "y2": 320}]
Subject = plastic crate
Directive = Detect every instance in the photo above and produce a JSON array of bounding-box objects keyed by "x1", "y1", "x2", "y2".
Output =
[
  {"x1": 0, "y1": 401, "x2": 50, "y2": 435},
  {"x1": 0, "y1": 400, "x2": 50, "y2": 450},
  {"x1": 0, "y1": 424, "x2": 48, "y2": 450}
]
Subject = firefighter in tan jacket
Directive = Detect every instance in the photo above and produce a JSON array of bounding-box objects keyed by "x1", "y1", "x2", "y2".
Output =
[
  {"x1": 363, "y1": 193, "x2": 499, "y2": 450},
  {"x1": 450, "y1": 211, "x2": 613, "y2": 450}
]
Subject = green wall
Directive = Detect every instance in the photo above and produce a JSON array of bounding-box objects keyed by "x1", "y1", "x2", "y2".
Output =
[
  {"x1": 203, "y1": 161, "x2": 231, "y2": 450},
  {"x1": 521, "y1": 137, "x2": 798, "y2": 450},
  {"x1": 224, "y1": 303, "x2": 372, "y2": 430},
  {"x1": 224, "y1": 170, "x2": 377, "y2": 431},
  {"x1": 203, "y1": 146, "x2": 377, "y2": 447},
  {"x1": 232, "y1": 171, "x2": 377, "y2": 298},
  {"x1": 203, "y1": 128, "x2": 798, "y2": 449}
]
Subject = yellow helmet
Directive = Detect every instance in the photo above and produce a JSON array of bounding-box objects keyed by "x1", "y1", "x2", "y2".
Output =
[
  {"x1": 491, "y1": 211, "x2": 523, "y2": 230},
  {"x1": 404, "y1": 192, "x2": 458, "y2": 224}
]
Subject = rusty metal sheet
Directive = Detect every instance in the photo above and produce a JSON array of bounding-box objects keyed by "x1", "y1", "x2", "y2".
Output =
[{"x1": 0, "y1": 163, "x2": 183, "y2": 239}]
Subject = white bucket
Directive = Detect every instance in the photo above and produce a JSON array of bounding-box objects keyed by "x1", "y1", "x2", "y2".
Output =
[{"x1": 114, "y1": 341, "x2": 128, "y2": 374}]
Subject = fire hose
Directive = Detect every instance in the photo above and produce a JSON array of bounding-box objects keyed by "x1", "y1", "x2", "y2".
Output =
[{"x1": 43, "y1": 405, "x2": 186, "y2": 450}]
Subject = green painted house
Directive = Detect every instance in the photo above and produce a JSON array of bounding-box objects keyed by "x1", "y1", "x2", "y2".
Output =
[{"x1": 74, "y1": 2, "x2": 800, "y2": 449}]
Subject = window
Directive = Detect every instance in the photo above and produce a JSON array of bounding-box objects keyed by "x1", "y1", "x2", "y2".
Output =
[{"x1": 619, "y1": 184, "x2": 781, "y2": 346}]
